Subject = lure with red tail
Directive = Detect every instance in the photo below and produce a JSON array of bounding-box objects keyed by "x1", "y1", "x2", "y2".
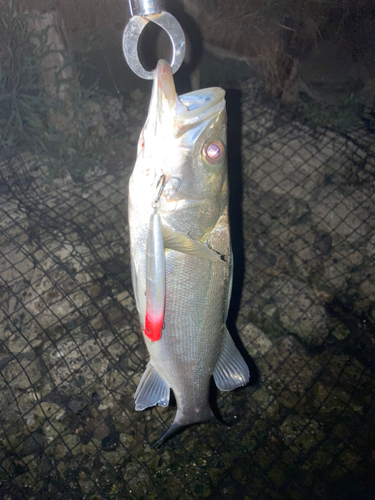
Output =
[{"x1": 145, "y1": 211, "x2": 165, "y2": 341}]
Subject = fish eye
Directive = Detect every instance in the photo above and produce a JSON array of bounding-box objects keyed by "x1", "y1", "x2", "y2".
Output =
[{"x1": 202, "y1": 140, "x2": 225, "y2": 166}]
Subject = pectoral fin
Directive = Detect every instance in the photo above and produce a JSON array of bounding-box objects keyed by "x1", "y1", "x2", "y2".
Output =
[
  {"x1": 213, "y1": 329, "x2": 250, "y2": 391},
  {"x1": 134, "y1": 364, "x2": 170, "y2": 411},
  {"x1": 162, "y1": 224, "x2": 222, "y2": 261}
]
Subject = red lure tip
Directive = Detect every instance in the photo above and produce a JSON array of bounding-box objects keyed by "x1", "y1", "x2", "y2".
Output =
[{"x1": 144, "y1": 312, "x2": 163, "y2": 341}]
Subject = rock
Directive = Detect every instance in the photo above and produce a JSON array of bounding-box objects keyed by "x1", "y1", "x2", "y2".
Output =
[
  {"x1": 359, "y1": 275, "x2": 375, "y2": 299},
  {"x1": 81, "y1": 100, "x2": 107, "y2": 135},
  {"x1": 313, "y1": 232, "x2": 333, "y2": 255},
  {"x1": 129, "y1": 129, "x2": 141, "y2": 144},
  {"x1": 341, "y1": 249, "x2": 363, "y2": 267},
  {"x1": 130, "y1": 89, "x2": 144, "y2": 101},
  {"x1": 11, "y1": 453, "x2": 41, "y2": 489},
  {"x1": 0, "y1": 320, "x2": 42, "y2": 353},
  {"x1": 52, "y1": 170, "x2": 74, "y2": 188},
  {"x1": 287, "y1": 231, "x2": 321, "y2": 280},
  {"x1": 357, "y1": 273, "x2": 375, "y2": 310},
  {"x1": 1, "y1": 354, "x2": 43, "y2": 390},
  {"x1": 22, "y1": 433, "x2": 45, "y2": 455},
  {"x1": 41, "y1": 330, "x2": 127, "y2": 402},
  {"x1": 101, "y1": 431, "x2": 120, "y2": 452},
  {"x1": 43, "y1": 421, "x2": 66, "y2": 444},
  {"x1": 78, "y1": 473, "x2": 95, "y2": 494},
  {"x1": 103, "y1": 97, "x2": 127, "y2": 127},
  {"x1": 252, "y1": 388, "x2": 279, "y2": 417},
  {"x1": 298, "y1": 40, "x2": 368, "y2": 105},
  {"x1": 0, "y1": 243, "x2": 35, "y2": 284},
  {"x1": 33, "y1": 402, "x2": 66, "y2": 421},
  {"x1": 322, "y1": 254, "x2": 348, "y2": 292},
  {"x1": 84, "y1": 414, "x2": 109, "y2": 441},
  {"x1": 280, "y1": 415, "x2": 325, "y2": 452},
  {"x1": 123, "y1": 461, "x2": 151, "y2": 497},
  {"x1": 120, "y1": 432, "x2": 135, "y2": 447},
  {"x1": 240, "y1": 322, "x2": 273, "y2": 358},
  {"x1": 366, "y1": 233, "x2": 375, "y2": 257},
  {"x1": 116, "y1": 290, "x2": 136, "y2": 312},
  {"x1": 97, "y1": 124, "x2": 108, "y2": 137},
  {"x1": 0, "y1": 201, "x2": 29, "y2": 245},
  {"x1": 312, "y1": 244, "x2": 367, "y2": 297},
  {"x1": 24, "y1": 242, "x2": 93, "y2": 330},
  {"x1": 247, "y1": 127, "x2": 325, "y2": 201},
  {"x1": 312, "y1": 286, "x2": 334, "y2": 304},
  {"x1": 68, "y1": 399, "x2": 88, "y2": 414},
  {"x1": 80, "y1": 441, "x2": 96, "y2": 456},
  {"x1": 270, "y1": 278, "x2": 328, "y2": 343},
  {"x1": 44, "y1": 333, "x2": 110, "y2": 396},
  {"x1": 48, "y1": 433, "x2": 80, "y2": 458},
  {"x1": 309, "y1": 187, "x2": 369, "y2": 244}
]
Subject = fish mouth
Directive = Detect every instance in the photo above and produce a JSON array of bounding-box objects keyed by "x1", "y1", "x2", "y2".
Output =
[
  {"x1": 179, "y1": 87, "x2": 226, "y2": 114},
  {"x1": 151, "y1": 60, "x2": 186, "y2": 116},
  {"x1": 152, "y1": 60, "x2": 226, "y2": 138},
  {"x1": 154, "y1": 59, "x2": 179, "y2": 110}
]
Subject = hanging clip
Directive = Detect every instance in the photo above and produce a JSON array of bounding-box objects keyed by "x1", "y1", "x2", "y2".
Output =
[{"x1": 123, "y1": 0, "x2": 186, "y2": 80}]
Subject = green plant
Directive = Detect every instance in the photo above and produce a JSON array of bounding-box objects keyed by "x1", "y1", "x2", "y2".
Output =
[
  {"x1": 0, "y1": 0, "x2": 51, "y2": 152},
  {"x1": 299, "y1": 91, "x2": 363, "y2": 129},
  {"x1": 0, "y1": 1, "x2": 124, "y2": 181}
]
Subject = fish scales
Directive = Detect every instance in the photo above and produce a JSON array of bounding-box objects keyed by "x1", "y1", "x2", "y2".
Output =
[
  {"x1": 128, "y1": 60, "x2": 249, "y2": 444},
  {"x1": 156, "y1": 251, "x2": 229, "y2": 385}
]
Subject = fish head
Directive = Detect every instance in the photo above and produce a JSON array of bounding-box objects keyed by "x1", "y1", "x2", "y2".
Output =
[{"x1": 132, "y1": 59, "x2": 227, "y2": 238}]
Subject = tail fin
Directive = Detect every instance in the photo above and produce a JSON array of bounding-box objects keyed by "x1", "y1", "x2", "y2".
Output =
[
  {"x1": 153, "y1": 421, "x2": 188, "y2": 447},
  {"x1": 153, "y1": 408, "x2": 225, "y2": 447}
]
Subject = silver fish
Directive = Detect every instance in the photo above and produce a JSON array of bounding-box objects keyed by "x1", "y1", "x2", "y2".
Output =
[{"x1": 128, "y1": 60, "x2": 249, "y2": 444}]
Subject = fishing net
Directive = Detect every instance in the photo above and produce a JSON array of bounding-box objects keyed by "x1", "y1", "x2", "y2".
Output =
[{"x1": 0, "y1": 80, "x2": 374, "y2": 500}]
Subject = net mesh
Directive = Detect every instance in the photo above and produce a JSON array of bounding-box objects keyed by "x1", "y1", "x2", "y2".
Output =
[{"x1": 0, "y1": 80, "x2": 374, "y2": 499}]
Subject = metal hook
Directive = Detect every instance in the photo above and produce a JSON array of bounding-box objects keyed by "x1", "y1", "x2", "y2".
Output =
[
  {"x1": 123, "y1": 0, "x2": 186, "y2": 80},
  {"x1": 153, "y1": 174, "x2": 166, "y2": 209}
]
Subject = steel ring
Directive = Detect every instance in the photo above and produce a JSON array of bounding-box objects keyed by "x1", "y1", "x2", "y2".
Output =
[{"x1": 122, "y1": 12, "x2": 186, "y2": 80}]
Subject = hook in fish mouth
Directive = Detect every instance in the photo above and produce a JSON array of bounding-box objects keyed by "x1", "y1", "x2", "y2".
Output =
[
  {"x1": 153, "y1": 174, "x2": 167, "y2": 211},
  {"x1": 154, "y1": 175, "x2": 166, "y2": 206}
]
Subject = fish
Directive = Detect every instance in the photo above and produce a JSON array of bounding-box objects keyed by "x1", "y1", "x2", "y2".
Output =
[{"x1": 128, "y1": 59, "x2": 250, "y2": 445}]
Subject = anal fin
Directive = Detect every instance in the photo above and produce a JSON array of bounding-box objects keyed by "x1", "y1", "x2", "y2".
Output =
[
  {"x1": 135, "y1": 364, "x2": 170, "y2": 410},
  {"x1": 213, "y1": 328, "x2": 250, "y2": 391}
]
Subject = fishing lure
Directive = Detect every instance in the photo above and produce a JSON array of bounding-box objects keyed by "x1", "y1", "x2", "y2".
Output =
[{"x1": 144, "y1": 176, "x2": 166, "y2": 341}]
